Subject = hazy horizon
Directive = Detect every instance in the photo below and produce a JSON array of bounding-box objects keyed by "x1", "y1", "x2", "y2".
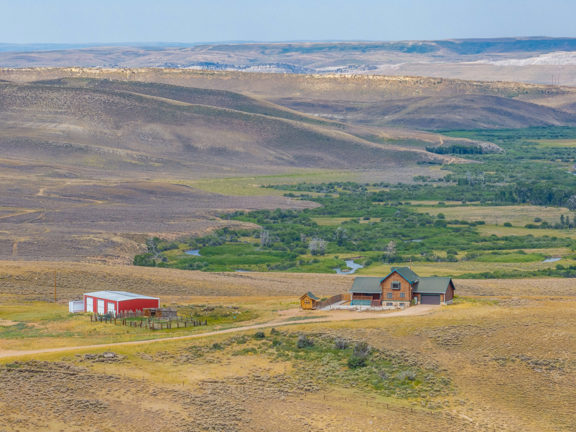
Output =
[{"x1": 0, "y1": 0, "x2": 574, "y2": 44}]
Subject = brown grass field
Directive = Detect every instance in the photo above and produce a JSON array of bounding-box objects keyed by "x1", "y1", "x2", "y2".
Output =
[{"x1": 0, "y1": 260, "x2": 575, "y2": 432}]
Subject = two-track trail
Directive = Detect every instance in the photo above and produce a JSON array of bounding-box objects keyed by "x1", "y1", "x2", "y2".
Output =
[{"x1": 0, "y1": 305, "x2": 436, "y2": 359}]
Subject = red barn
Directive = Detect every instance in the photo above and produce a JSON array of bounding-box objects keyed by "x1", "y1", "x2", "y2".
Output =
[{"x1": 84, "y1": 291, "x2": 159, "y2": 315}]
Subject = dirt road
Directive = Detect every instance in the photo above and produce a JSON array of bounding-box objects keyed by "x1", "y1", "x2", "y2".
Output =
[{"x1": 0, "y1": 305, "x2": 436, "y2": 360}]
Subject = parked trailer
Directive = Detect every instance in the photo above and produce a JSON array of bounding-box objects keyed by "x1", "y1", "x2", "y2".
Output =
[{"x1": 68, "y1": 300, "x2": 84, "y2": 313}]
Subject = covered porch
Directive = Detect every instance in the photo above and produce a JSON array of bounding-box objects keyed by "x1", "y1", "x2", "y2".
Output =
[{"x1": 350, "y1": 293, "x2": 382, "y2": 307}]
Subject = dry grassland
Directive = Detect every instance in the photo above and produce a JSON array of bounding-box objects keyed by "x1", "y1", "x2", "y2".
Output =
[{"x1": 0, "y1": 261, "x2": 575, "y2": 431}]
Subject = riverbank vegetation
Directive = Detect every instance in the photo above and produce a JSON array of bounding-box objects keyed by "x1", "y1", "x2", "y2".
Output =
[{"x1": 135, "y1": 127, "x2": 576, "y2": 278}]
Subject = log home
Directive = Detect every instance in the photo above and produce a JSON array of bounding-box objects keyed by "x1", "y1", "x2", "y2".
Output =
[{"x1": 350, "y1": 267, "x2": 454, "y2": 308}]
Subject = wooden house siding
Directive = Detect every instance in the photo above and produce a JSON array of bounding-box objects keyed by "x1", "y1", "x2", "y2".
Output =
[
  {"x1": 300, "y1": 294, "x2": 318, "y2": 310},
  {"x1": 445, "y1": 282, "x2": 455, "y2": 302},
  {"x1": 380, "y1": 272, "x2": 412, "y2": 302}
]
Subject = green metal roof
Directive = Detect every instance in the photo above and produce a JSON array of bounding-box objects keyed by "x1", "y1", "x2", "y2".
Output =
[
  {"x1": 390, "y1": 267, "x2": 420, "y2": 283},
  {"x1": 414, "y1": 277, "x2": 454, "y2": 294},
  {"x1": 350, "y1": 277, "x2": 383, "y2": 294},
  {"x1": 301, "y1": 291, "x2": 320, "y2": 301}
]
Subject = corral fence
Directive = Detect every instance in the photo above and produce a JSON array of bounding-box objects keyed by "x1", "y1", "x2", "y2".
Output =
[
  {"x1": 316, "y1": 293, "x2": 351, "y2": 309},
  {"x1": 91, "y1": 313, "x2": 207, "y2": 330}
]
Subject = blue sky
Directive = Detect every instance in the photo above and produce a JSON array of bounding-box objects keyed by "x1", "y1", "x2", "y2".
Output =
[{"x1": 0, "y1": 0, "x2": 574, "y2": 44}]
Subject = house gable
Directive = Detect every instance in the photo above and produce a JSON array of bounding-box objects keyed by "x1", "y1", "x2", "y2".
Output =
[
  {"x1": 390, "y1": 267, "x2": 419, "y2": 284},
  {"x1": 380, "y1": 270, "x2": 414, "y2": 304}
]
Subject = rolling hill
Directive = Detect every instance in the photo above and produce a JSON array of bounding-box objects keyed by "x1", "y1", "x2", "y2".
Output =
[
  {"x1": 0, "y1": 77, "x2": 490, "y2": 262},
  {"x1": 2, "y1": 69, "x2": 575, "y2": 131},
  {"x1": 278, "y1": 94, "x2": 576, "y2": 130},
  {"x1": 1, "y1": 78, "x2": 494, "y2": 176}
]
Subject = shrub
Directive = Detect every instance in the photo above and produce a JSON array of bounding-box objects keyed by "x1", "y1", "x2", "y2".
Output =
[
  {"x1": 253, "y1": 331, "x2": 266, "y2": 339},
  {"x1": 353, "y1": 342, "x2": 371, "y2": 358},
  {"x1": 378, "y1": 370, "x2": 389, "y2": 380},
  {"x1": 347, "y1": 355, "x2": 367, "y2": 369},
  {"x1": 133, "y1": 253, "x2": 156, "y2": 267},
  {"x1": 503, "y1": 222, "x2": 513, "y2": 227},
  {"x1": 297, "y1": 335, "x2": 314, "y2": 349},
  {"x1": 396, "y1": 370, "x2": 417, "y2": 381},
  {"x1": 334, "y1": 338, "x2": 349, "y2": 350},
  {"x1": 348, "y1": 342, "x2": 371, "y2": 369}
]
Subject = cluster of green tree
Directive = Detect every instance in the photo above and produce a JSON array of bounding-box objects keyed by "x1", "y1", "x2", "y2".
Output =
[
  {"x1": 425, "y1": 144, "x2": 484, "y2": 155},
  {"x1": 265, "y1": 181, "x2": 381, "y2": 193},
  {"x1": 520, "y1": 215, "x2": 576, "y2": 230},
  {"x1": 134, "y1": 189, "x2": 574, "y2": 272},
  {"x1": 133, "y1": 127, "x2": 576, "y2": 277}
]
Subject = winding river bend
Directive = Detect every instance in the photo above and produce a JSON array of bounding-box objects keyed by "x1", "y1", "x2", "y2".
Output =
[{"x1": 334, "y1": 259, "x2": 364, "y2": 275}]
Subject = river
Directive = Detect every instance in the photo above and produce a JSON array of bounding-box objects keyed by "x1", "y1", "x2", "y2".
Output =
[{"x1": 334, "y1": 259, "x2": 364, "y2": 275}]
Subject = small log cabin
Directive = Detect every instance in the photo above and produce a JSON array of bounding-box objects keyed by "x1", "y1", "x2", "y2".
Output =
[
  {"x1": 300, "y1": 292, "x2": 320, "y2": 310},
  {"x1": 350, "y1": 267, "x2": 455, "y2": 307}
]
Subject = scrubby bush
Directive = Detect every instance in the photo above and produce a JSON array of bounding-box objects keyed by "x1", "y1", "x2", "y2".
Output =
[
  {"x1": 396, "y1": 370, "x2": 417, "y2": 381},
  {"x1": 347, "y1": 355, "x2": 367, "y2": 369},
  {"x1": 253, "y1": 331, "x2": 266, "y2": 339},
  {"x1": 353, "y1": 342, "x2": 371, "y2": 358},
  {"x1": 297, "y1": 335, "x2": 314, "y2": 349},
  {"x1": 348, "y1": 342, "x2": 371, "y2": 369},
  {"x1": 334, "y1": 338, "x2": 349, "y2": 350}
]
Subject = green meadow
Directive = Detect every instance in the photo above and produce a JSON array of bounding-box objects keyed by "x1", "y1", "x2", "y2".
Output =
[{"x1": 135, "y1": 127, "x2": 576, "y2": 279}]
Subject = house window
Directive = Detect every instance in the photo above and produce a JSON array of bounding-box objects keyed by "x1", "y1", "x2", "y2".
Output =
[
  {"x1": 400, "y1": 292, "x2": 405, "y2": 298},
  {"x1": 386, "y1": 302, "x2": 393, "y2": 306},
  {"x1": 392, "y1": 281, "x2": 401, "y2": 290},
  {"x1": 387, "y1": 293, "x2": 393, "y2": 299}
]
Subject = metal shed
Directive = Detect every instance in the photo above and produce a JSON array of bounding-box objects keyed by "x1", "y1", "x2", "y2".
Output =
[{"x1": 83, "y1": 291, "x2": 159, "y2": 315}]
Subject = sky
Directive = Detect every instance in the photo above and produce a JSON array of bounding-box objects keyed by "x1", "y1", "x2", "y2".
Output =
[{"x1": 0, "y1": 0, "x2": 574, "y2": 45}]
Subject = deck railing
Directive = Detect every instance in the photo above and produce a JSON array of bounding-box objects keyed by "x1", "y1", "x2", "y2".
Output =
[{"x1": 316, "y1": 293, "x2": 351, "y2": 309}]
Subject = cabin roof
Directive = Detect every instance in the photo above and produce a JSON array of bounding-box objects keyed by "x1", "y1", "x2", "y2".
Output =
[
  {"x1": 350, "y1": 277, "x2": 383, "y2": 294},
  {"x1": 414, "y1": 277, "x2": 454, "y2": 294},
  {"x1": 300, "y1": 291, "x2": 320, "y2": 301}
]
